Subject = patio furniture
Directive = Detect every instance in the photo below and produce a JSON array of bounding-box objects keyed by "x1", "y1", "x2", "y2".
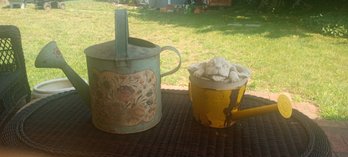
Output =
[
  {"x1": 8, "y1": 0, "x2": 26, "y2": 9},
  {"x1": 35, "y1": 0, "x2": 65, "y2": 10},
  {"x1": 0, "y1": 25, "x2": 31, "y2": 130},
  {"x1": 0, "y1": 90, "x2": 331, "y2": 157}
]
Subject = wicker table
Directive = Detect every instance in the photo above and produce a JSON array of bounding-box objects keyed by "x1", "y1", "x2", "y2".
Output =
[{"x1": 0, "y1": 90, "x2": 331, "y2": 157}]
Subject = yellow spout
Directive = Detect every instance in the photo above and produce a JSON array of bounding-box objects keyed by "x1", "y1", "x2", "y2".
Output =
[{"x1": 232, "y1": 94, "x2": 293, "y2": 120}]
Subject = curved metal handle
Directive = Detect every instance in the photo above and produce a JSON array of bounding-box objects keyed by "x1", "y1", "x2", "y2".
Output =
[{"x1": 160, "y1": 46, "x2": 182, "y2": 77}]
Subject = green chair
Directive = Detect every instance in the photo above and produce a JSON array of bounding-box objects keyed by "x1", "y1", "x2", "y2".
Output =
[{"x1": 0, "y1": 25, "x2": 31, "y2": 129}]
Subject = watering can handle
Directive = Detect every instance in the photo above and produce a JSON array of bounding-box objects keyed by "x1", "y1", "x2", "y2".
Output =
[
  {"x1": 160, "y1": 46, "x2": 182, "y2": 77},
  {"x1": 115, "y1": 9, "x2": 129, "y2": 59}
]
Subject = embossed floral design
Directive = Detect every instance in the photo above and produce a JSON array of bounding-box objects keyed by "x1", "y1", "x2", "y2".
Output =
[{"x1": 91, "y1": 70, "x2": 157, "y2": 128}]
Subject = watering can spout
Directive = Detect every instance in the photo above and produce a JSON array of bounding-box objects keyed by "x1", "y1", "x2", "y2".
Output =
[
  {"x1": 231, "y1": 94, "x2": 293, "y2": 121},
  {"x1": 35, "y1": 41, "x2": 90, "y2": 106}
]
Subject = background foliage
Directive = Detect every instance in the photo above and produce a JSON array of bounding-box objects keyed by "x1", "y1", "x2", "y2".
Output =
[{"x1": 234, "y1": 0, "x2": 348, "y2": 37}]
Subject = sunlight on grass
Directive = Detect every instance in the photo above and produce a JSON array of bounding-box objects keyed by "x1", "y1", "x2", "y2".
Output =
[{"x1": 0, "y1": 1, "x2": 347, "y2": 119}]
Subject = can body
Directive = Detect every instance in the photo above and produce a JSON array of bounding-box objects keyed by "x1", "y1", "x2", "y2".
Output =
[
  {"x1": 86, "y1": 55, "x2": 162, "y2": 134},
  {"x1": 189, "y1": 76, "x2": 247, "y2": 128}
]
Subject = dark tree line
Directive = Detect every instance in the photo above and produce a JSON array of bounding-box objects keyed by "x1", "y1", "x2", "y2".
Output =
[{"x1": 235, "y1": 0, "x2": 348, "y2": 13}]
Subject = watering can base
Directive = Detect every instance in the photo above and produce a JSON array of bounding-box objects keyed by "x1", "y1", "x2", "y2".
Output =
[
  {"x1": 194, "y1": 111, "x2": 237, "y2": 128},
  {"x1": 195, "y1": 117, "x2": 236, "y2": 128},
  {"x1": 92, "y1": 116, "x2": 162, "y2": 134}
]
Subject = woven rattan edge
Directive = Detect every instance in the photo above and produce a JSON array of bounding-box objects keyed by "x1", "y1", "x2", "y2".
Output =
[{"x1": 242, "y1": 95, "x2": 331, "y2": 157}]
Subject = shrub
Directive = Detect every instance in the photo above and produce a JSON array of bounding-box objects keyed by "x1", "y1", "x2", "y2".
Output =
[
  {"x1": 322, "y1": 24, "x2": 347, "y2": 37},
  {"x1": 301, "y1": 13, "x2": 348, "y2": 38}
]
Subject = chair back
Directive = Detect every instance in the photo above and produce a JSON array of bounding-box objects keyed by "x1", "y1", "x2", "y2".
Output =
[{"x1": 0, "y1": 25, "x2": 31, "y2": 129}]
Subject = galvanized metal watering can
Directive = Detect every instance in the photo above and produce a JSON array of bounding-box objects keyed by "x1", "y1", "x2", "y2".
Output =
[{"x1": 35, "y1": 10, "x2": 182, "y2": 134}]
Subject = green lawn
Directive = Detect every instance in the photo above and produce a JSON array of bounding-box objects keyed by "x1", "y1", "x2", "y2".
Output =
[{"x1": 1, "y1": 0, "x2": 347, "y2": 119}]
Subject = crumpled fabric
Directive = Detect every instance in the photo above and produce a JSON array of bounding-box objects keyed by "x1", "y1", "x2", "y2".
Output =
[{"x1": 188, "y1": 57, "x2": 251, "y2": 82}]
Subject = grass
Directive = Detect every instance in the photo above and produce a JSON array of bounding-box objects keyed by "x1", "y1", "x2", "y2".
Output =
[{"x1": 0, "y1": 0, "x2": 347, "y2": 120}]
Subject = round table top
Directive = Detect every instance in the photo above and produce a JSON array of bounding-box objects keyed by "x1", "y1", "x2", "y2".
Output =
[{"x1": 0, "y1": 90, "x2": 331, "y2": 157}]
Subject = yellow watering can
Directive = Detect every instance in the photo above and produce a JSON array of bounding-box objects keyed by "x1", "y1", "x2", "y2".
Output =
[{"x1": 189, "y1": 75, "x2": 293, "y2": 128}]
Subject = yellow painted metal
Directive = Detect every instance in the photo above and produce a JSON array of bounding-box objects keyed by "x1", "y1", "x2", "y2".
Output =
[
  {"x1": 231, "y1": 104, "x2": 278, "y2": 120},
  {"x1": 189, "y1": 82, "x2": 247, "y2": 128},
  {"x1": 231, "y1": 98, "x2": 293, "y2": 120},
  {"x1": 277, "y1": 94, "x2": 293, "y2": 118}
]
